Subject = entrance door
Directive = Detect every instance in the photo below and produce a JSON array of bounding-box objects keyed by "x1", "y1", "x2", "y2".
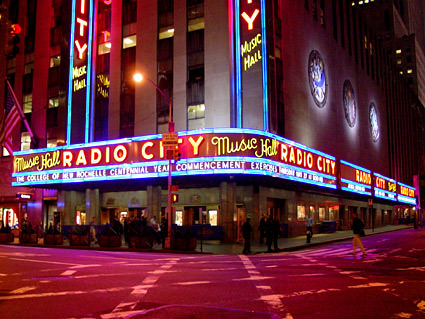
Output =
[{"x1": 236, "y1": 206, "x2": 246, "y2": 243}]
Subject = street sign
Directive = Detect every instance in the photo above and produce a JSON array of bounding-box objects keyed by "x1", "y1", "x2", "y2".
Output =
[
  {"x1": 162, "y1": 132, "x2": 178, "y2": 148},
  {"x1": 162, "y1": 132, "x2": 178, "y2": 141}
]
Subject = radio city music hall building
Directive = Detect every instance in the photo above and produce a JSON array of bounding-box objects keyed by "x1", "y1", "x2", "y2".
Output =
[{"x1": 1, "y1": 0, "x2": 424, "y2": 242}]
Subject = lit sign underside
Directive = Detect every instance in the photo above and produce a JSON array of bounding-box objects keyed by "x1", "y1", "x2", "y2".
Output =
[
  {"x1": 340, "y1": 161, "x2": 372, "y2": 196},
  {"x1": 12, "y1": 129, "x2": 337, "y2": 189},
  {"x1": 373, "y1": 173, "x2": 397, "y2": 201}
]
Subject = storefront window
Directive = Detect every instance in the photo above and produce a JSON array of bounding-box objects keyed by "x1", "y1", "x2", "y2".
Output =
[
  {"x1": 319, "y1": 207, "x2": 325, "y2": 221},
  {"x1": 297, "y1": 205, "x2": 306, "y2": 220},
  {"x1": 208, "y1": 210, "x2": 217, "y2": 226},
  {"x1": 175, "y1": 210, "x2": 183, "y2": 226},
  {"x1": 309, "y1": 205, "x2": 316, "y2": 221},
  {"x1": 329, "y1": 206, "x2": 338, "y2": 220},
  {"x1": 1, "y1": 208, "x2": 19, "y2": 228}
]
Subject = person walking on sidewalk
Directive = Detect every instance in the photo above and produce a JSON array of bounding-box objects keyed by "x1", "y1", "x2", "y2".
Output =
[
  {"x1": 258, "y1": 214, "x2": 266, "y2": 244},
  {"x1": 306, "y1": 216, "x2": 314, "y2": 243},
  {"x1": 272, "y1": 215, "x2": 280, "y2": 250},
  {"x1": 242, "y1": 218, "x2": 252, "y2": 254},
  {"x1": 351, "y1": 212, "x2": 367, "y2": 257},
  {"x1": 265, "y1": 216, "x2": 274, "y2": 252}
]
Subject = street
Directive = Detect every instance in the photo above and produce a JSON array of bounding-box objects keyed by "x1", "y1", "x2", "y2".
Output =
[{"x1": 0, "y1": 228, "x2": 424, "y2": 319}]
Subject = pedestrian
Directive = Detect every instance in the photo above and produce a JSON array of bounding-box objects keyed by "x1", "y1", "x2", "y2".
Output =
[
  {"x1": 272, "y1": 215, "x2": 280, "y2": 250},
  {"x1": 265, "y1": 215, "x2": 273, "y2": 252},
  {"x1": 242, "y1": 217, "x2": 252, "y2": 254},
  {"x1": 160, "y1": 217, "x2": 168, "y2": 248},
  {"x1": 150, "y1": 216, "x2": 159, "y2": 232},
  {"x1": 306, "y1": 216, "x2": 314, "y2": 243},
  {"x1": 258, "y1": 214, "x2": 266, "y2": 244},
  {"x1": 351, "y1": 212, "x2": 366, "y2": 257}
]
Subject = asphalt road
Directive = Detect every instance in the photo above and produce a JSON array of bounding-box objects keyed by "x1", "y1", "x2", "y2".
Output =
[{"x1": 0, "y1": 228, "x2": 424, "y2": 319}]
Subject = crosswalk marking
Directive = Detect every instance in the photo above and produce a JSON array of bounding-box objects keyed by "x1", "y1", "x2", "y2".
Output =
[{"x1": 295, "y1": 247, "x2": 380, "y2": 258}]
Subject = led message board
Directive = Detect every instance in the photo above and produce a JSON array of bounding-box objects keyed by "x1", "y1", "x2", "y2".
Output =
[
  {"x1": 235, "y1": 0, "x2": 269, "y2": 130},
  {"x1": 397, "y1": 182, "x2": 416, "y2": 205},
  {"x1": 67, "y1": 0, "x2": 94, "y2": 144},
  {"x1": 373, "y1": 173, "x2": 397, "y2": 201},
  {"x1": 12, "y1": 129, "x2": 337, "y2": 189},
  {"x1": 340, "y1": 160, "x2": 372, "y2": 196}
]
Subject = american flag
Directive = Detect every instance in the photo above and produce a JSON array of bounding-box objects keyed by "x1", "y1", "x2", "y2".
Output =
[{"x1": 0, "y1": 81, "x2": 24, "y2": 154}]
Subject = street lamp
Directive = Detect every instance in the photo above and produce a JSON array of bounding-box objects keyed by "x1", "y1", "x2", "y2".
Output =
[{"x1": 133, "y1": 72, "x2": 174, "y2": 249}]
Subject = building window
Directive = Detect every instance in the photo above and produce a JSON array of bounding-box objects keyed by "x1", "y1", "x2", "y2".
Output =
[
  {"x1": 122, "y1": 22, "x2": 136, "y2": 49},
  {"x1": 122, "y1": 34, "x2": 136, "y2": 49},
  {"x1": 23, "y1": 94, "x2": 32, "y2": 113},
  {"x1": 47, "y1": 139, "x2": 58, "y2": 148},
  {"x1": 297, "y1": 205, "x2": 306, "y2": 221},
  {"x1": 49, "y1": 96, "x2": 59, "y2": 108},
  {"x1": 122, "y1": 0, "x2": 137, "y2": 25},
  {"x1": 328, "y1": 207, "x2": 337, "y2": 220},
  {"x1": 159, "y1": 27, "x2": 174, "y2": 40},
  {"x1": 208, "y1": 210, "x2": 218, "y2": 226},
  {"x1": 21, "y1": 132, "x2": 31, "y2": 151},
  {"x1": 24, "y1": 62, "x2": 34, "y2": 74},
  {"x1": 309, "y1": 205, "x2": 316, "y2": 221},
  {"x1": 50, "y1": 56, "x2": 61, "y2": 68},
  {"x1": 2, "y1": 147, "x2": 11, "y2": 157},
  {"x1": 188, "y1": 104, "x2": 205, "y2": 120},
  {"x1": 319, "y1": 207, "x2": 326, "y2": 221}
]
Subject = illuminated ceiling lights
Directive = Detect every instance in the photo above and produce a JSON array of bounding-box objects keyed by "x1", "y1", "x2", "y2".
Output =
[{"x1": 352, "y1": 0, "x2": 374, "y2": 6}]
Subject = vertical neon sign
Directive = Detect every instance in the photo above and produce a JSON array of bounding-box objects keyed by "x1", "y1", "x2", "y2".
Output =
[
  {"x1": 67, "y1": 0, "x2": 94, "y2": 145},
  {"x1": 234, "y1": 0, "x2": 269, "y2": 131}
]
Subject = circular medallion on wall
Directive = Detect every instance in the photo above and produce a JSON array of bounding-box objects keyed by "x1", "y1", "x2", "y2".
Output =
[
  {"x1": 308, "y1": 50, "x2": 328, "y2": 108},
  {"x1": 343, "y1": 80, "x2": 357, "y2": 127},
  {"x1": 369, "y1": 103, "x2": 380, "y2": 142}
]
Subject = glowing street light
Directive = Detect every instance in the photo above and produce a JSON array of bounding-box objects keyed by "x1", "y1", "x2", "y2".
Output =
[{"x1": 134, "y1": 72, "x2": 174, "y2": 249}]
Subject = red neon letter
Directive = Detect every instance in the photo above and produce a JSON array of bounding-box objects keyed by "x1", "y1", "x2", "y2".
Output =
[
  {"x1": 188, "y1": 136, "x2": 204, "y2": 155},
  {"x1": 105, "y1": 147, "x2": 110, "y2": 163},
  {"x1": 113, "y1": 145, "x2": 127, "y2": 162},
  {"x1": 75, "y1": 40, "x2": 88, "y2": 59},
  {"x1": 141, "y1": 142, "x2": 154, "y2": 160},
  {"x1": 80, "y1": 0, "x2": 86, "y2": 14},
  {"x1": 280, "y1": 144, "x2": 288, "y2": 162},
  {"x1": 75, "y1": 150, "x2": 88, "y2": 166},
  {"x1": 63, "y1": 151, "x2": 73, "y2": 167},
  {"x1": 241, "y1": 9, "x2": 259, "y2": 30},
  {"x1": 91, "y1": 148, "x2": 102, "y2": 164},
  {"x1": 76, "y1": 18, "x2": 88, "y2": 36}
]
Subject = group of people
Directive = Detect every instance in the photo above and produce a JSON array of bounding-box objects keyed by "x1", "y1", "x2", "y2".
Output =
[
  {"x1": 242, "y1": 214, "x2": 280, "y2": 254},
  {"x1": 107, "y1": 215, "x2": 168, "y2": 248},
  {"x1": 241, "y1": 212, "x2": 367, "y2": 257}
]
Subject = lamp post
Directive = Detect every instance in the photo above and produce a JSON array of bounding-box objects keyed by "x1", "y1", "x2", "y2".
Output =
[{"x1": 133, "y1": 73, "x2": 174, "y2": 248}]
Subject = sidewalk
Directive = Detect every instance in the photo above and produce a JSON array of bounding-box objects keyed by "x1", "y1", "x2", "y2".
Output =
[
  {"x1": 3, "y1": 224, "x2": 412, "y2": 254},
  {"x1": 196, "y1": 224, "x2": 412, "y2": 255}
]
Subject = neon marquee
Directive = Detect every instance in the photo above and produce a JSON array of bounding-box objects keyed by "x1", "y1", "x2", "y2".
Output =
[
  {"x1": 397, "y1": 182, "x2": 416, "y2": 205},
  {"x1": 235, "y1": 0, "x2": 269, "y2": 130},
  {"x1": 340, "y1": 160, "x2": 372, "y2": 196},
  {"x1": 67, "y1": 0, "x2": 94, "y2": 145},
  {"x1": 12, "y1": 129, "x2": 337, "y2": 189},
  {"x1": 11, "y1": 129, "x2": 416, "y2": 206},
  {"x1": 373, "y1": 173, "x2": 397, "y2": 201}
]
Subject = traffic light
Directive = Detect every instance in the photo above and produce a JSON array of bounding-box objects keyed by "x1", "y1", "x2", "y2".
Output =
[
  {"x1": 7, "y1": 23, "x2": 21, "y2": 57},
  {"x1": 172, "y1": 193, "x2": 179, "y2": 203},
  {"x1": 173, "y1": 148, "x2": 181, "y2": 162}
]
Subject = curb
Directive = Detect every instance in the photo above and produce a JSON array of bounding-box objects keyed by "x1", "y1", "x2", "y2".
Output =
[{"x1": 0, "y1": 226, "x2": 414, "y2": 255}]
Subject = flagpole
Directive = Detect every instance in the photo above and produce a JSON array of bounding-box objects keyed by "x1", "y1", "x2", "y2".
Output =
[{"x1": 6, "y1": 80, "x2": 37, "y2": 146}]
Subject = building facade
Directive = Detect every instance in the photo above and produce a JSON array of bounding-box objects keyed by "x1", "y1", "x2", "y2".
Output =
[{"x1": 0, "y1": 0, "x2": 423, "y2": 242}]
